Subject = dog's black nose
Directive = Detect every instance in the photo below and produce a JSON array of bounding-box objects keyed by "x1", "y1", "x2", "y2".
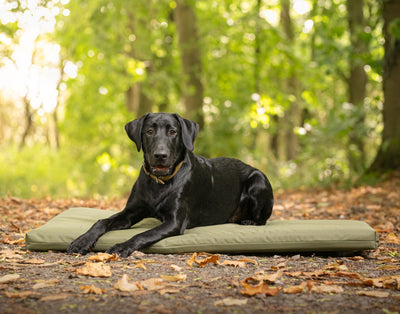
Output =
[{"x1": 154, "y1": 152, "x2": 168, "y2": 160}]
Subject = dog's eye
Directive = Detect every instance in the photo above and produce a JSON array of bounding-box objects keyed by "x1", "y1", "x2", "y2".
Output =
[
  {"x1": 168, "y1": 129, "x2": 177, "y2": 136},
  {"x1": 145, "y1": 129, "x2": 154, "y2": 136}
]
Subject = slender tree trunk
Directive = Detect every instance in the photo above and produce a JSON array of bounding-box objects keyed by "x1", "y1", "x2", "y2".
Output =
[
  {"x1": 125, "y1": 82, "x2": 153, "y2": 117},
  {"x1": 125, "y1": 11, "x2": 153, "y2": 117},
  {"x1": 346, "y1": 0, "x2": 367, "y2": 172},
  {"x1": 368, "y1": 0, "x2": 400, "y2": 172},
  {"x1": 280, "y1": 0, "x2": 302, "y2": 160},
  {"x1": 19, "y1": 95, "x2": 33, "y2": 149},
  {"x1": 174, "y1": 0, "x2": 204, "y2": 129}
]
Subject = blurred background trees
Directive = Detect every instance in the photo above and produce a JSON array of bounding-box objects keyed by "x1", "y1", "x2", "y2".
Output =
[{"x1": 0, "y1": 0, "x2": 398, "y2": 198}]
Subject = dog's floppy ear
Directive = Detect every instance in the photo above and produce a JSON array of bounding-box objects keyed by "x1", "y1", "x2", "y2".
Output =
[
  {"x1": 174, "y1": 113, "x2": 199, "y2": 151},
  {"x1": 125, "y1": 113, "x2": 150, "y2": 152}
]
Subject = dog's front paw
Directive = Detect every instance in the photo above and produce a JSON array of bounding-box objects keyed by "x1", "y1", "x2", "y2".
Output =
[
  {"x1": 67, "y1": 235, "x2": 95, "y2": 255},
  {"x1": 106, "y1": 242, "x2": 136, "y2": 258}
]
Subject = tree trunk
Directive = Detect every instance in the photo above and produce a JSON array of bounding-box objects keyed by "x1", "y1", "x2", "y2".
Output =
[
  {"x1": 124, "y1": 11, "x2": 153, "y2": 117},
  {"x1": 346, "y1": 0, "x2": 367, "y2": 172},
  {"x1": 368, "y1": 0, "x2": 400, "y2": 172},
  {"x1": 125, "y1": 83, "x2": 153, "y2": 117},
  {"x1": 280, "y1": 0, "x2": 302, "y2": 160},
  {"x1": 174, "y1": 0, "x2": 204, "y2": 128},
  {"x1": 19, "y1": 95, "x2": 33, "y2": 149}
]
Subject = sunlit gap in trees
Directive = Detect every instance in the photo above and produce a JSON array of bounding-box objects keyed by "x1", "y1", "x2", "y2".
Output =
[{"x1": 0, "y1": 0, "x2": 71, "y2": 122}]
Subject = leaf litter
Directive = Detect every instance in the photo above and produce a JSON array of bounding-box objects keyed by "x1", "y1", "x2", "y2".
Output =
[{"x1": 0, "y1": 173, "x2": 400, "y2": 312}]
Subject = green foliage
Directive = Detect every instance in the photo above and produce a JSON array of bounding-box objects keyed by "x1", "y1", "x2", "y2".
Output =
[{"x1": 0, "y1": 0, "x2": 388, "y2": 197}]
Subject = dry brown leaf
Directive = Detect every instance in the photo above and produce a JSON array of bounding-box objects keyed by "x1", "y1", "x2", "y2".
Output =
[
  {"x1": 5, "y1": 291, "x2": 35, "y2": 299},
  {"x1": 238, "y1": 258, "x2": 258, "y2": 266},
  {"x1": 285, "y1": 271, "x2": 303, "y2": 277},
  {"x1": 255, "y1": 270, "x2": 283, "y2": 283},
  {"x1": 114, "y1": 274, "x2": 142, "y2": 292},
  {"x1": 214, "y1": 297, "x2": 248, "y2": 306},
  {"x1": 186, "y1": 253, "x2": 197, "y2": 267},
  {"x1": 195, "y1": 255, "x2": 220, "y2": 267},
  {"x1": 283, "y1": 282, "x2": 307, "y2": 294},
  {"x1": 385, "y1": 233, "x2": 400, "y2": 244},
  {"x1": 324, "y1": 262, "x2": 348, "y2": 272},
  {"x1": 80, "y1": 284, "x2": 105, "y2": 295},
  {"x1": 88, "y1": 253, "x2": 118, "y2": 262},
  {"x1": 311, "y1": 284, "x2": 344, "y2": 294},
  {"x1": 169, "y1": 264, "x2": 183, "y2": 272},
  {"x1": 75, "y1": 262, "x2": 112, "y2": 277},
  {"x1": 160, "y1": 274, "x2": 187, "y2": 282},
  {"x1": 0, "y1": 249, "x2": 25, "y2": 259},
  {"x1": 348, "y1": 256, "x2": 364, "y2": 261},
  {"x1": 23, "y1": 258, "x2": 45, "y2": 264},
  {"x1": 140, "y1": 278, "x2": 165, "y2": 291},
  {"x1": 32, "y1": 279, "x2": 59, "y2": 290},
  {"x1": 2, "y1": 237, "x2": 25, "y2": 245},
  {"x1": 360, "y1": 275, "x2": 400, "y2": 290},
  {"x1": 221, "y1": 260, "x2": 247, "y2": 267},
  {"x1": 159, "y1": 288, "x2": 182, "y2": 295},
  {"x1": 240, "y1": 281, "x2": 280, "y2": 296},
  {"x1": 186, "y1": 253, "x2": 221, "y2": 267},
  {"x1": 302, "y1": 269, "x2": 326, "y2": 278},
  {"x1": 334, "y1": 271, "x2": 363, "y2": 280},
  {"x1": 271, "y1": 261, "x2": 287, "y2": 270},
  {"x1": 39, "y1": 293, "x2": 71, "y2": 301},
  {"x1": 132, "y1": 262, "x2": 147, "y2": 270},
  {"x1": 356, "y1": 290, "x2": 390, "y2": 298},
  {"x1": 0, "y1": 273, "x2": 20, "y2": 284},
  {"x1": 375, "y1": 265, "x2": 399, "y2": 271}
]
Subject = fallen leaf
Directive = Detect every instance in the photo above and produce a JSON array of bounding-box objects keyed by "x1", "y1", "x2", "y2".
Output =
[
  {"x1": 2, "y1": 237, "x2": 25, "y2": 245},
  {"x1": 311, "y1": 284, "x2": 344, "y2": 294},
  {"x1": 80, "y1": 284, "x2": 105, "y2": 295},
  {"x1": 32, "y1": 279, "x2": 59, "y2": 290},
  {"x1": 271, "y1": 261, "x2": 287, "y2": 270},
  {"x1": 0, "y1": 273, "x2": 20, "y2": 284},
  {"x1": 255, "y1": 270, "x2": 283, "y2": 283},
  {"x1": 39, "y1": 294, "x2": 71, "y2": 301},
  {"x1": 240, "y1": 277, "x2": 280, "y2": 296},
  {"x1": 385, "y1": 233, "x2": 400, "y2": 244},
  {"x1": 241, "y1": 281, "x2": 280, "y2": 296},
  {"x1": 5, "y1": 291, "x2": 35, "y2": 299},
  {"x1": 0, "y1": 249, "x2": 25, "y2": 259},
  {"x1": 186, "y1": 253, "x2": 197, "y2": 267},
  {"x1": 334, "y1": 271, "x2": 363, "y2": 280},
  {"x1": 23, "y1": 258, "x2": 45, "y2": 264},
  {"x1": 238, "y1": 258, "x2": 258, "y2": 266},
  {"x1": 375, "y1": 265, "x2": 399, "y2": 271},
  {"x1": 75, "y1": 262, "x2": 112, "y2": 277},
  {"x1": 88, "y1": 253, "x2": 118, "y2": 262},
  {"x1": 169, "y1": 264, "x2": 183, "y2": 272},
  {"x1": 160, "y1": 274, "x2": 187, "y2": 282},
  {"x1": 324, "y1": 262, "x2": 348, "y2": 272},
  {"x1": 221, "y1": 260, "x2": 247, "y2": 267},
  {"x1": 140, "y1": 278, "x2": 165, "y2": 291},
  {"x1": 186, "y1": 253, "x2": 220, "y2": 267},
  {"x1": 114, "y1": 274, "x2": 142, "y2": 292},
  {"x1": 356, "y1": 290, "x2": 390, "y2": 298},
  {"x1": 283, "y1": 282, "x2": 307, "y2": 294},
  {"x1": 285, "y1": 271, "x2": 303, "y2": 277},
  {"x1": 214, "y1": 297, "x2": 248, "y2": 306},
  {"x1": 132, "y1": 262, "x2": 147, "y2": 270},
  {"x1": 348, "y1": 256, "x2": 364, "y2": 261},
  {"x1": 159, "y1": 288, "x2": 182, "y2": 295},
  {"x1": 195, "y1": 254, "x2": 220, "y2": 267}
]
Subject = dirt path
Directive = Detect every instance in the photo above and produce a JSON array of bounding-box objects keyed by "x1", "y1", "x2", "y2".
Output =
[{"x1": 1, "y1": 174, "x2": 399, "y2": 313}]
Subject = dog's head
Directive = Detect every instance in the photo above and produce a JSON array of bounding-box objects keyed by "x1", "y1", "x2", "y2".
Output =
[{"x1": 125, "y1": 113, "x2": 199, "y2": 177}]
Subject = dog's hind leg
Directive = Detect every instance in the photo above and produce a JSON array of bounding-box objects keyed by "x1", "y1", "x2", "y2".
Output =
[{"x1": 236, "y1": 170, "x2": 274, "y2": 225}]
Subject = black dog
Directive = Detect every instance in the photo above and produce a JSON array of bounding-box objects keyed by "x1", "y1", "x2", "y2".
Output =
[{"x1": 67, "y1": 113, "x2": 273, "y2": 257}]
